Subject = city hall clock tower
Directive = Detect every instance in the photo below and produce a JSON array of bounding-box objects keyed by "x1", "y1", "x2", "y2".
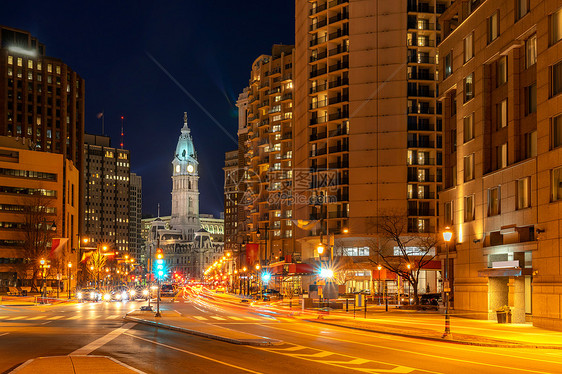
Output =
[{"x1": 170, "y1": 112, "x2": 200, "y2": 240}]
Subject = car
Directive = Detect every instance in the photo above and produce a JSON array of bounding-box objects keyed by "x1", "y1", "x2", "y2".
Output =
[
  {"x1": 160, "y1": 284, "x2": 176, "y2": 297},
  {"x1": 111, "y1": 287, "x2": 129, "y2": 301},
  {"x1": 77, "y1": 288, "x2": 101, "y2": 302},
  {"x1": 420, "y1": 293, "x2": 442, "y2": 306}
]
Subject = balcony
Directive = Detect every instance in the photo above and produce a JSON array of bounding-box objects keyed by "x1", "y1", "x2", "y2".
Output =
[
  {"x1": 310, "y1": 147, "x2": 327, "y2": 157},
  {"x1": 259, "y1": 81, "x2": 269, "y2": 90},
  {"x1": 309, "y1": 2, "x2": 328, "y2": 15},
  {"x1": 329, "y1": 28, "x2": 349, "y2": 41},
  {"x1": 329, "y1": 44, "x2": 349, "y2": 56},
  {"x1": 408, "y1": 192, "x2": 435, "y2": 200},
  {"x1": 310, "y1": 50, "x2": 328, "y2": 62},
  {"x1": 329, "y1": 95, "x2": 349, "y2": 105},
  {"x1": 407, "y1": 174, "x2": 435, "y2": 182},
  {"x1": 310, "y1": 18, "x2": 328, "y2": 31},
  {"x1": 282, "y1": 132, "x2": 292, "y2": 140},
  {"x1": 329, "y1": 127, "x2": 349, "y2": 137},
  {"x1": 258, "y1": 101, "x2": 269, "y2": 109},
  {"x1": 336, "y1": 192, "x2": 349, "y2": 201},
  {"x1": 310, "y1": 132, "x2": 327, "y2": 141},
  {"x1": 329, "y1": 144, "x2": 349, "y2": 153},
  {"x1": 408, "y1": 106, "x2": 435, "y2": 115},
  {"x1": 408, "y1": 89, "x2": 435, "y2": 98},
  {"x1": 328, "y1": 77, "x2": 349, "y2": 89},
  {"x1": 328, "y1": 211, "x2": 348, "y2": 219},
  {"x1": 329, "y1": 111, "x2": 349, "y2": 121},
  {"x1": 310, "y1": 116, "x2": 328, "y2": 125},
  {"x1": 329, "y1": 160, "x2": 349, "y2": 168},
  {"x1": 408, "y1": 224, "x2": 436, "y2": 233},
  {"x1": 310, "y1": 99, "x2": 328, "y2": 110},
  {"x1": 408, "y1": 157, "x2": 435, "y2": 166},
  {"x1": 329, "y1": 12, "x2": 348, "y2": 24},
  {"x1": 310, "y1": 35, "x2": 328, "y2": 47},
  {"x1": 281, "y1": 93, "x2": 292, "y2": 101},
  {"x1": 310, "y1": 83, "x2": 328, "y2": 94},
  {"x1": 310, "y1": 67, "x2": 328, "y2": 78},
  {"x1": 408, "y1": 72, "x2": 435, "y2": 81},
  {"x1": 408, "y1": 55, "x2": 436, "y2": 64}
]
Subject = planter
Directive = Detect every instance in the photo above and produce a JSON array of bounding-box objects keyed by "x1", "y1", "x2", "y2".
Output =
[{"x1": 496, "y1": 310, "x2": 512, "y2": 323}]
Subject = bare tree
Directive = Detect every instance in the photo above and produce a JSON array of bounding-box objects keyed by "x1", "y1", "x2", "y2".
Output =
[
  {"x1": 14, "y1": 194, "x2": 58, "y2": 291},
  {"x1": 367, "y1": 211, "x2": 439, "y2": 306},
  {"x1": 87, "y1": 251, "x2": 106, "y2": 288}
]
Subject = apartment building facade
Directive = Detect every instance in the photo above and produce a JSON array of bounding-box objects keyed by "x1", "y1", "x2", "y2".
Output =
[
  {"x1": 439, "y1": 0, "x2": 562, "y2": 329},
  {"x1": 129, "y1": 172, "x2": 142, "y2": 259},
  {"x1": 236, "y1": 45, "x2": 296, "y2": 270},
  {"x1": 293, "y1": 0, "x2": 448, "y2": 293}
]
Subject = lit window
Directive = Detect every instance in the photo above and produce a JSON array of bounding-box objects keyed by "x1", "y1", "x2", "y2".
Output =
[
  {"x1": 275, "y1": 95, "x2": 281, "y2": 102},
  {"x1": 516, "y1": 177, "x2": 531, "y2": 210},
  {"x1": 464, "y1": 73, "x2": 474, "y2": 102},
  {"x1": 497, "y1": 143, "x2": 508, "y2": 169},
  {"x1": 444, "y1": 51, "x2": 452, "y2": 78},
  {"x1": 551, "y1": 114, "x2": 562, "y2": 149},
  {"x1": 488, "y1": 11, "x2": 499, "y2": 43},
  {"x1": 497, "y1": 99, "x2": 507, "y2": 129},
  {"x1": 464, "y1": 153, "x2": 474, "y2": 182},
  {"x1": 516, "y1": 0, "x2": 529, "y2": 21},
  {"x1": 47, "y1": 63, "x2": 52, "y2": 72},
  {"x1": 550, "y1": 7, "x2": 562, "y2": 45},
  {"x1": 552, "y1": 167, "x2": 562, "y2": 201},
  {"x1": 464, "y1": 195, "x2": 475, "y2": 222},
  {"x1": 551, "y1": 61, "x2": 562, "y2": 97},
  {"x1": 497, "y1": 56, "x2": 507, "y2": 86},
  {"x1": 463, "y1": 113, "x2": 474, "y2": 143},
  {"x1": 464, "y1": 33, "x2": 473, "y2": 63},
  {"x1": 17, "y1": 58, "x2": 22, "y2": 67},
  {"x1": 284, "y1": 112, "x2": 292, "y2": 119},
  {"x1": 7, "y1": 67, "x2": 12, "y2": 76},
  {"x1": 37, "y1": 62, "x2": 41, "y2": 70},
  {"x1": 526, "y1": 83, "x2": 537, "y2": 115},
  {"x1": 488, "y1": 186, "x2": 501, "y2": 216},
  {"x1": 526, "y1": 35, "x2": 537, "y2": 68},
  {"x1": 55, "y1": 65, "x2": 61, "y2": 74},
  {"x1": 27, "y1": 60, "x2": 33, "y2": 69},
  {"x1": 7, "y1": 55, "x2": 13, "y2": 65}
]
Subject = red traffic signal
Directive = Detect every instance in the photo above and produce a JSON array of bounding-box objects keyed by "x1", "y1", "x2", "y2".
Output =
[{"x1": 155, "y1": 248, "x2": 164, "y2": 260}]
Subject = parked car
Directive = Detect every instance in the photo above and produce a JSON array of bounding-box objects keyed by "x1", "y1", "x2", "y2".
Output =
[
  {"x1": 160, "y1": 284, "x2": 176, "y2": 297},
  {"x1": 77, "y1": 288, "x2": 101, "y2": 302},
  {"x1": 420, "y1": 293, "x2": 442, "y2": 309}
]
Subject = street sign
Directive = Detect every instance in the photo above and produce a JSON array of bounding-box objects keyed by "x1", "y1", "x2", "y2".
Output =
[{"x1": 355, "y1": 294, "x2": 365, "y2": 307}]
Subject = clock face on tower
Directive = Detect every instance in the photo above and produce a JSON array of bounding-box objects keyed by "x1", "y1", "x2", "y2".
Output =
[
  {"x1": 175, "y1": 165, "x2": 180, "y2": 173},
  {"x1": 187, "y1": 164, "x2": 194, "y2": 173}
]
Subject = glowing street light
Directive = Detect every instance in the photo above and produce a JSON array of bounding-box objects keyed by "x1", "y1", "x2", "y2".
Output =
[
  {"x1": 320, "y1": 268, "x2": 334, "y2": 279},
  {"x1": 442, "y1": 226, "x2": 453, "y2": 339}
]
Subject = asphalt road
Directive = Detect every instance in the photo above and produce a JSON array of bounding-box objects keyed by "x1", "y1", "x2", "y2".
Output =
[{"x1": 1, "y1": 295, "x2": 562, "y2": 374}]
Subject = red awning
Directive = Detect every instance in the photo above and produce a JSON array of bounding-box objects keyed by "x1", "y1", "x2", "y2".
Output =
[
  {"x1": 421, "y1": 260, "x2": 442, "y2": 270},
  {"x1": 267, "y1": 263, "x2": 315, "y2": 276}
]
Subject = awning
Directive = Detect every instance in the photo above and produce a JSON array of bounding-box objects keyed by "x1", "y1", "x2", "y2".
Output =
[
  {"x1": 478, "y1": 267, "x2": 533, "y2": 277},
  {"x1": 267, "y1": 263, "x2": 314, "y2": 276},
  {"x1": 421, "y1": 260, "x2": 441, "y2": 270}
]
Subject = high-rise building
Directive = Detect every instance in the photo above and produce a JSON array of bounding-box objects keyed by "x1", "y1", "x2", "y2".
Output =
[
  {"x1": 83, "y1": 134, "x2": 131, "y2": 253},
  {"x1": 224, "y1": 149, "x2": 240, "y2": 254},
  {"x1": 236, "y1": 45, "x2": 295, "y2": 269},
  {"x1": 293, "y1": 1, "x2": 449, "y2": 290},
  {"x1": 129, "y1": 172, "x2": 142, "y2": 259},
  {"x1": 438, "y1": 0, "x2": 562, "y2": 329},
  {"x1": 0, "y1": 26, "x2": 84, "y2": 169},
  {"x1": 0, "y1": 136, "x2": 79, "y2": 289}
]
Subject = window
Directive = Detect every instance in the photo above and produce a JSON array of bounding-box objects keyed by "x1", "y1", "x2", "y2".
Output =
[
  {"x1": 517, "y1": 177, "x2": 531, "y2": 209},
  {"x1": 497, "y1": 56, "x2": 507, "y2": 86},
  {"x1": 552, "y1": 61, "x2": 562, "y2": 97},
  {"x1": 464, "y1": 195, "x2": 475, "y2": 222},
  {"x1": 524, "y1": 131, "x2": 537, "y2": 158},
  {"x1": 488, "y1": 186, "x2": 501, "y2": 216},
  {"x1": 497, "y1": 143, "x2": 508, "y2": 169},
  {"x1": 497, "y1": 99, "x2": 507, "y2": 129},
  {"x1": 464, "y1": 73, "x2": 474, "y2": 102},
  {"x1": 444, "y1": 51, "x2": 452, "y2": 78},
  {"x1": 526, "y1": 34, "x2": 537, "y2": 68},
  {"x1": 488, "y1": 11, "x2": 499, "y2": 43},
  {"x1": 550, "y1": 8, "x2": 562, "y2": 45},
  {"x1": 464, "y1": 33, "x2": 474, "y2": 63},
  {"x1": 526, "y1": 83, "x2": 537, "y2": 115},
  {"x1": 552, "y1": 167, "x2": 562, "y2": 201},
  {"x1": 463, "y1": 113, "x2": 474, "y2": 142},
  {"x1": 552, "y1": 114, "x2": 562, "y2": 149},
  {"x1": 516, "y1": 0, "x2": 529, "y2": 21},
  {"x1": 444, "y1": 201, "x2": 454, "y2": 225},
  {"x1": 451, "y1": 129, "x2": 457, "y2": 152},
  {"x1": 464, "y1": 153, "x2": 474, "y2": 182}
]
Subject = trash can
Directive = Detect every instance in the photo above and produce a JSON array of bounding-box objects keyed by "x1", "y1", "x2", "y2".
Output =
[{"x1": 496, "y1": 311, "x2": 507, "y2": 323}]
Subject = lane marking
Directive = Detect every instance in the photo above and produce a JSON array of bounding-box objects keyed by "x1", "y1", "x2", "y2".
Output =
[
  {"x1": 259, "y1": 324, "x2": 554, "y2": 373},
  {"x1": 0, "y1": 316, "x2": 9, "y2": 319},
  {"x1": 70, "y1": 322, "x2": 137, "y2": 356},
  {"x1": 9, "y1": 316, "x2": 27, "y2": 320},
  {"x1": 229, "y1": 316, "x2": 244, "y2": 321},
  {"x1": 87, "y1": 315, "x2": 100, "y2": 320},
  {"x1": 245, "y1": 317, "x2": 260, "y2": 321},
  {"x1": 48, "y1": 316, "x2": 64, "y2": 320},
  {"x1": 124, "y1": 332, "x2": 263, "y2": 374},
  {"x1": 194, "y1": 316, "x2": 207, "y2": 320},
  {"x1": 210, "y1": 316, "x2": 226, "y2": 320},
  {"x1": 0, "y1": 333, "x2": 9, "y2": 337}
]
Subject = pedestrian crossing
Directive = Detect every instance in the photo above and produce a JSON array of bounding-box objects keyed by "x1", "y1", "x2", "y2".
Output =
[{"x1": 0, "y1": 314, "x2": 295, "y2": 323}]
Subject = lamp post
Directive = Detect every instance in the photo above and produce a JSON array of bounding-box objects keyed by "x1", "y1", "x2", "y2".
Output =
[
  {"x1": 406, "y1": 263, "x2": 411, "y2": 305},
  {"x1": 67, "y1": 262, "x2": 72, "y2": 299},
  {"x1": 377, "y1": 265, "x2": 382, "y2": 305},
  {"x1": 40, "y1": 259, "x2": 46, "y2": 298},
  {"x1": 442, "y1": 227, "x2": 453, "y2": 339}
]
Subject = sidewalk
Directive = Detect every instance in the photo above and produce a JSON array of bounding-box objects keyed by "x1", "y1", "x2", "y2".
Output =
[
  {"x1": 301, "y1": 305, "x2": 562, "y2": 348},
  {"x1": 124, "y1": 309, "x2": 281, "y2": 346},
  {"x1": 11, "y1": 355, "x2": 143, "y2": 373}
]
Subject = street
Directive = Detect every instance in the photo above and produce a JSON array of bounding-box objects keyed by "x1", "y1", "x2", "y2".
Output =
[{"x1": 2, "y1": 290, "x2": 562, "y2": 373}]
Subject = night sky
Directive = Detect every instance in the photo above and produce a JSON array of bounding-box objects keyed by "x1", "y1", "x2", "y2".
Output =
[{"x1": 0, "y1": 1, "x2": 294, "y2": 217}]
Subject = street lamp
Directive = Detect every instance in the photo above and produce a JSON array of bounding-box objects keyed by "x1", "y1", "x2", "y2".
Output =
[
  {"x1": 40, "y1": 259, "x2": 46, "y2": 298},
  {"x1": 442, "y1": 226, "x2": 453, "y2": 339},
  {"x1": 67, "y1": 262, "x2": 72, "y2": 299},
  {"x1": 377, "y1": 265, "x2": 382, "y2": 305}
]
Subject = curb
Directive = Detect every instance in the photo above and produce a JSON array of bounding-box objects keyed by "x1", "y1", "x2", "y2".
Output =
[
  {"x1": 10, "y1": 355, "x2": 145, "y2": 373},
  {"x1": 305, "y1": 319, "x2": 562, "y2": 349},
  {"x1": 123, "y1": 315, "x2": 282, "y2": 347}
]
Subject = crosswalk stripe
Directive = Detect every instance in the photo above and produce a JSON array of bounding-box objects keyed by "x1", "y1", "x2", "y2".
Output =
[
  {"x1": 229, "y1": 316, "x2": 244, "y2": 321},
  {"x1": 48, "y1": 316, "x2": 64, "y2": 320},
  {"x1": 9, "y1": 316, "x2": 26, "y2": 320},
  {"x1": 194, "y1": 316, "x2": 207, "y2": 320},
  {"x1": 210, "y1": 316, "x2": 226, "y2": 320},
  {"x1": 28, "y1": 316, "x2": 46, "y2": 320}
]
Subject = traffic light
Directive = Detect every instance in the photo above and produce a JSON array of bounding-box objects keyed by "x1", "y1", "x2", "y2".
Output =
[{"x1": 155, "y1": 248, "x2": 165, "y2": 278}]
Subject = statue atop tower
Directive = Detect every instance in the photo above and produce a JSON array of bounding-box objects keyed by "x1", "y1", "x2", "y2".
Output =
[{"x1": 170, "y1": 112, "x2": 200, "y2": 241}]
